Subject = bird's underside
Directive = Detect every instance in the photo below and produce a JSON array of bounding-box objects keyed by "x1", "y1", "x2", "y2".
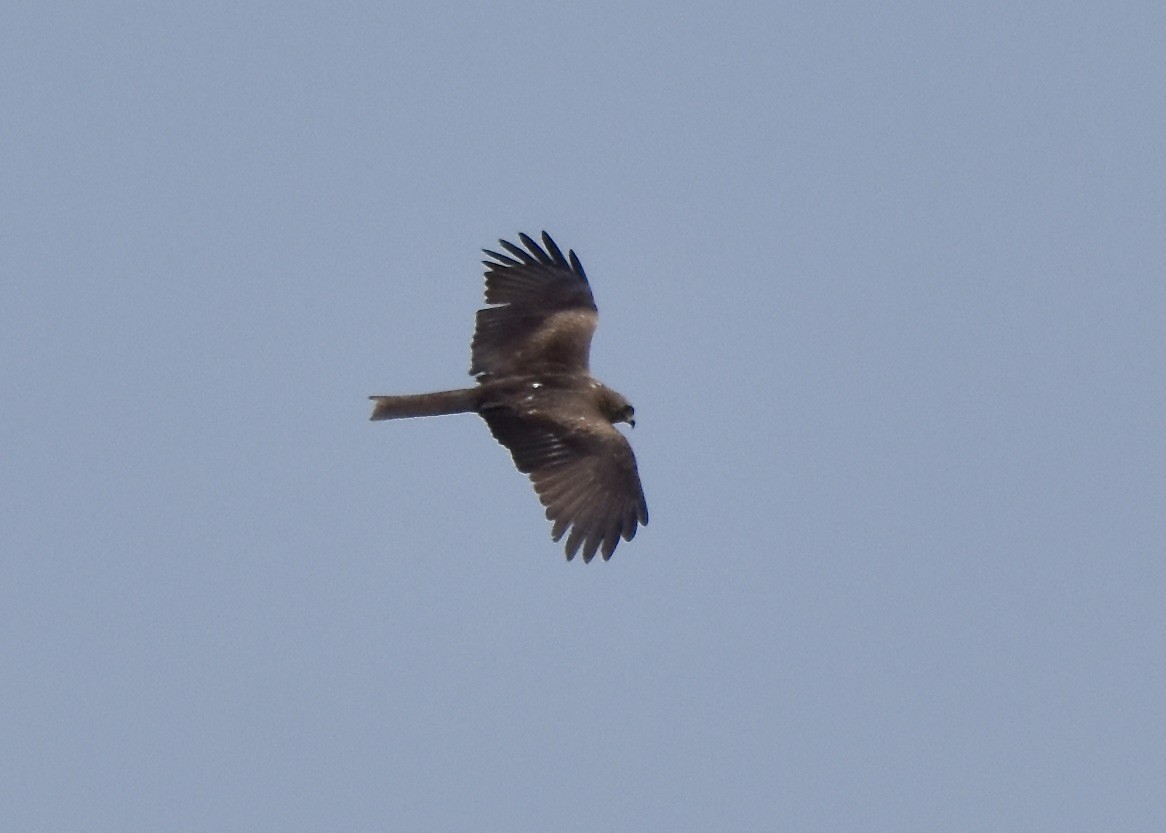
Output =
[{"x1": 369, "y1": 232, "x2": 647, "y2": 563}]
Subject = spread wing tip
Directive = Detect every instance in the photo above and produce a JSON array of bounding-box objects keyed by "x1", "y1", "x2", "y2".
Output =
[{"x1": 484, "y1": 231, "x2": 589, "y2": 283}]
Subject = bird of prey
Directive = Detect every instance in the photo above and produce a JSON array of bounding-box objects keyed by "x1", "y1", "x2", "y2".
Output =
[{"x1": 369, "y1": 232, "x2": 648, "y2": 562}]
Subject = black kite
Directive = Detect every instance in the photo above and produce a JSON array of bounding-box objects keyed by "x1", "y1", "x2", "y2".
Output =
[{"x1": 370, "y1": 232, "x2": 647, "y2": 562}]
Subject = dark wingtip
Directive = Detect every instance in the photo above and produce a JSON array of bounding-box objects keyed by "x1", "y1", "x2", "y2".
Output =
[
  {"x1": 483, "y1": 249, "x2": 520, "y2": 267},
  {"x1": 568, "y1": 249, "x2": 588, "y2": 282},
  {"x1": 488, "y1": 231, "x2": 588, "y2": 282},
  {"x1": 517, "y1": 232, "x2": 553, "y2": 265},
  {"x1": 498, "y1": 238, "x2": 532, "y2": 263},
  {"x1": 540, "y1": 231, "x2": 569, "y2": 268}
]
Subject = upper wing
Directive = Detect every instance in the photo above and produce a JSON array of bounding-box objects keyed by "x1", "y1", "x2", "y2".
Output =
[
  {"x1": 471, "y1": 232, "x2": 598, "y2": 378},
  {"x1": 481, "y1": 400, "x2": 648, "y2": 563}
]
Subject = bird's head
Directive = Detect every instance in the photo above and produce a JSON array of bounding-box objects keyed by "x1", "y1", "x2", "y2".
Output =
[
  {"x1": 596, "y1": 385, "x2": 636, "y2": 428},
  {"x1": 618, "y1": 403, "x2": 636, "y2": 428}
]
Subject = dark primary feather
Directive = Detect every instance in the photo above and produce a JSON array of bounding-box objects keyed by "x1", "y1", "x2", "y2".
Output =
[{"x1": 479, "y1": 233, "x2": 592, "y2": 306}]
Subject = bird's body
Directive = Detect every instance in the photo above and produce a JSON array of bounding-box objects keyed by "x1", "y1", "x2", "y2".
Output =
[{"x1": 370, "y1": 232, "x2": 647, "y2": 562}]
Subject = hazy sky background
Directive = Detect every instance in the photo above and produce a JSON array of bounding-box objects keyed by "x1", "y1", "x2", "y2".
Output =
[{"x1": 4, "y1": 2, "x2": 1164, "y2": 830}]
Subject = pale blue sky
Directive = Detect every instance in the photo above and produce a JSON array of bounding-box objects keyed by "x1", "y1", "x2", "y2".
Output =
[{"x1": 3, "y1": 2, "x2": 1164, "y2": 830}]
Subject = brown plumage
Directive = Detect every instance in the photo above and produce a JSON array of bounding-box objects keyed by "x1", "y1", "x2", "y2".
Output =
[{"x1": 370, "y1": 232, "x2": 647, "y2": 562}]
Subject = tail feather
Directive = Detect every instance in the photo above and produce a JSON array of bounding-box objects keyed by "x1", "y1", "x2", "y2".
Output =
[{"x1": 368, "y1": 388, "x2": 480, "y2": 421}]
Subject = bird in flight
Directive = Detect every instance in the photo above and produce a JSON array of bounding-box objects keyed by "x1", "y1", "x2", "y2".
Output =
[{"x1": 370, "y1": 232, "x2": 648, "y2": 562}]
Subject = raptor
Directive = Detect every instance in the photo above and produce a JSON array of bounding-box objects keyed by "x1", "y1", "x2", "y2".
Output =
[{"x1": 370, "y1": 232, "x2": 647, "y2": 562}]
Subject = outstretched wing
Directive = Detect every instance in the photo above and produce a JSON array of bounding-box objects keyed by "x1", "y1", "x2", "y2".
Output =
[
  {"x1": 471, "y1": 232, "x2": 598, "y2": 378},
  {"x1": 480, "y1": 400, "x2": 648, "y2": 563}
]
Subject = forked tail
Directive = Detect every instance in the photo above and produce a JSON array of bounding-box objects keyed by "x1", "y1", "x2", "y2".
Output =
[{"x1": 368, "y1": 388, "x2": 480, "y2": 421}]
